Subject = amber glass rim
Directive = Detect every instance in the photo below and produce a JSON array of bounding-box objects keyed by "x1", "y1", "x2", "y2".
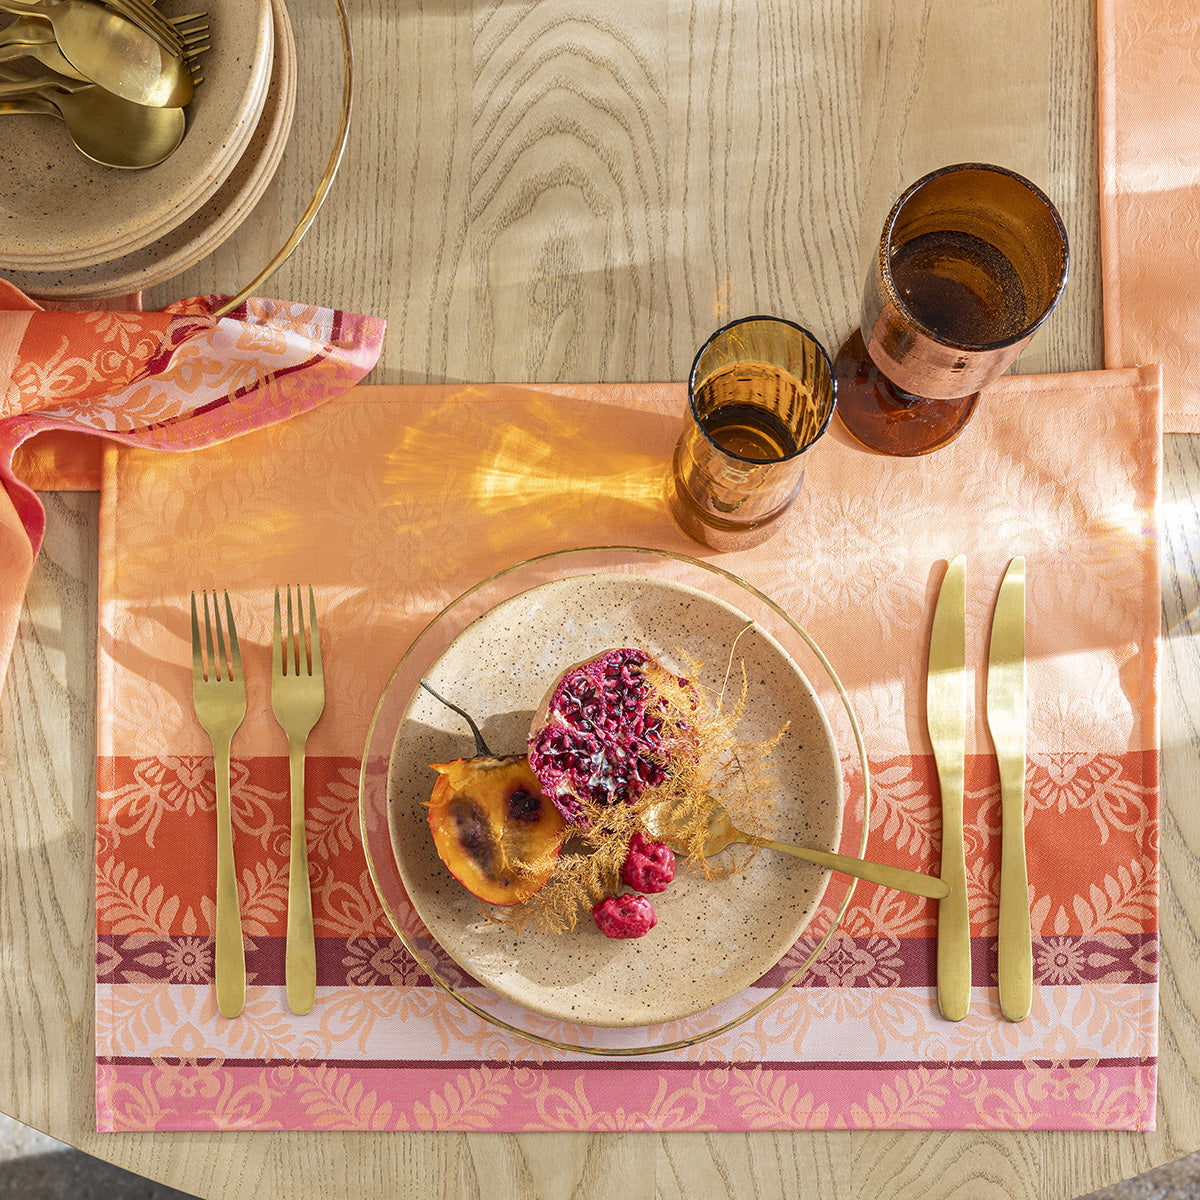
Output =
[
  {"x1": 879, "y1": 161, "x2": 1070, "y2": 353},
  {"x1": 687, "y1": 314, "x2": 837, "y2": 464}
]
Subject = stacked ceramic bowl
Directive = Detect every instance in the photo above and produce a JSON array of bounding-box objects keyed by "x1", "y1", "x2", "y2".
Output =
[{"x1": 0, "y1": 0, "x2": 297, "y2": 301}]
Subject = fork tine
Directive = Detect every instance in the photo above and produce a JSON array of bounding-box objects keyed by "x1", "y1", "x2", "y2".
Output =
[
  {"x1": 202, "y1": 590, "x2": 217, "y2": 681},
  {"x1": 286, "y1": 584, "x2": 297, "y2": 675},
  {"x1": 272, "y1": 586, "x2": 283, "y2": 678},
  {"x1": 223, "y1": 591, "x2": 243, "y2": 679},
  {"x1": 212, "y1": 590, "x2": 229, "y2": 680},
  {"x1": 295, "y1": 585, "x2": 309, "y2": 674},
  {"x1": 190, "y1": 591, "x2": 204, "y2": 685},
  {"x1": 307, "y1": 586, "x2": 322, "y2": 677}
]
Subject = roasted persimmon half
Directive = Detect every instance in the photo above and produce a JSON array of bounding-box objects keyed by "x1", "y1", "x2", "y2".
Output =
[{"x1": 427, "y1": 755, "x2": 568, "y2": 906}]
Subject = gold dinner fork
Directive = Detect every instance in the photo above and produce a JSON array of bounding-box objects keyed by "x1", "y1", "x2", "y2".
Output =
[
  {"x1": 271, "y1": 585, "x2": 325, "y2": 1016},
  {"x1": 190, "y1": 589, "x2": 247, "y2": 1020}
]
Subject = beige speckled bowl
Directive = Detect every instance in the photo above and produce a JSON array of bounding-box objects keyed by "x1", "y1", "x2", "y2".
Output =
[
  {"x1": 7, "y1": 0, "x2": 295, "y2": 302},
  {"x1": 387, "y1": 573, "x2": 843, "y2": 1029},
  {"x1": 0, "y1": 0, "x2": 272, "y2": 272}
]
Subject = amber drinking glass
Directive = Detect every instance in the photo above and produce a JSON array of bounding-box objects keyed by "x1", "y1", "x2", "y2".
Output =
[
  {"x1": 835, "y1": 163, "x2": 1069, "y2": 457},
  {"x1": 667, "y1": 315, "x2": 836, "y2": 550}
]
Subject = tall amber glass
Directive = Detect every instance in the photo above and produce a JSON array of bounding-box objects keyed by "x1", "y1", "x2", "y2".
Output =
[{"x1": 835, "y1": 163, "x2": 1069, "y2": 456}]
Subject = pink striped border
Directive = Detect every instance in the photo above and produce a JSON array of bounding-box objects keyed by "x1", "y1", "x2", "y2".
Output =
[{"x1": 96, "y1": 1059, "x2": 1157, "y2": 1132}]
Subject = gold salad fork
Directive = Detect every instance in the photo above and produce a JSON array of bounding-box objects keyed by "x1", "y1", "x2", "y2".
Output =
[
  {"x1": 271, "y1": 585, "x2": 325, "y2": 1016},
  {"x1": 190, "y1": 590, "x2": 247, "y2": 1020}
]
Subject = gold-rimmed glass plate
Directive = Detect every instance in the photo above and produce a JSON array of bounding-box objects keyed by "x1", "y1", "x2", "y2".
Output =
[{"x1": 359, "y1": 546, "x2": 870, "y2": 1056}]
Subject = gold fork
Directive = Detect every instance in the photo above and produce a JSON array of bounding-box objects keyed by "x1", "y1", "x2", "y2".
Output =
[
  {"x1": 271, "y1": 585, "x2": 325, "y2": 1016},
  {"x1": 190, "y1": 590, "x2": 247, "y2": 1020}
]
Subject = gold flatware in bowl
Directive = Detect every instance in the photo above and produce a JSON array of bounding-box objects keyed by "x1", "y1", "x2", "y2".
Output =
[
  {"x1": 929, "y1": 555, "x2": 970, "y2": 1022},
  {"x1": 987, "y1": 556, "x2": 1031, "y2": 1021},
  {"x1": 271, "y1": 585, "x2": 325, "y2": 1017},
  {"x1": 0, "y1": 0, "x2": 194, "y2": 105},
  {"x1": 190, "y1": 589, "x2": 247, "y2": 1020},
  {"x1": 0, "y1": 72, "x2": 185, "y2": 168},
  {"x1": 0, "y1": 11, "x2": 209, "y2": 80}
]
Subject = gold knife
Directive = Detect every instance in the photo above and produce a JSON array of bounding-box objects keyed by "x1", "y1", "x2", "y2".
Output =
[
  {"x1": 929, "y1": 555, "x2": 970, "y2": 1022},
  {"x1": 987, "y1": 557, "x2": 1031, "y2": 1022}
]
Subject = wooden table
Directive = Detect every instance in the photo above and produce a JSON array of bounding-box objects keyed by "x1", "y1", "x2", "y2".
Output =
[{"x1": 3, "y1": 1, "x2": 1198, "y2": 1196}]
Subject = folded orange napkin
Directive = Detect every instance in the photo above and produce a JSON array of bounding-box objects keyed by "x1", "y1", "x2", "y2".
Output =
[
  {"x1": 95, "y1": 371, "x2": 1160, "y2": 1131},
  {"x1": 1099, "y1": 0, "x2": 1200, "y2": 431},
  {"x1": 0, "y1": 279, "x2": 386, "y2": 690}
]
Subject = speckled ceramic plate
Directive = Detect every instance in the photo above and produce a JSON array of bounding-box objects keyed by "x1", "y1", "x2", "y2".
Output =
[
  {"x1": 0, "y1": 0, "x2": 272, "y2": 270},
  {"x1": 384, "y1": 570, "x2": 844, "y2": 1029}
]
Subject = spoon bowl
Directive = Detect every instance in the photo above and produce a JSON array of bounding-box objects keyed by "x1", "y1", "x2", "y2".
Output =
[
  {"x1": 0, "y1": 86, "x2": 185, "y2": 168},
  {"x1": 0, "y1": 15, "x2": 86, "y2": 77}
]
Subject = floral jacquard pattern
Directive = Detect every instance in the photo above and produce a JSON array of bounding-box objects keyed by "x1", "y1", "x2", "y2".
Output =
[
  {"x1": 95, "y1": 373, "x2": 1159, "y2": 1133},
  {"x1": 1101, "y1": 0, "x2": 1200, "y2": 430}
]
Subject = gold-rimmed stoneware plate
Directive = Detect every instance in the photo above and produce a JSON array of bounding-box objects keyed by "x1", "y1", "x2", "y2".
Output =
[
  {"x1": 5, "y1": 0, "x2": 295, "y2": 301},
  {"x1": 359, "y1": 547, "x2": 870, "y2": 1055},
  {"x1": 0, "y1": 0, "x2": 273, "y2": 271}
]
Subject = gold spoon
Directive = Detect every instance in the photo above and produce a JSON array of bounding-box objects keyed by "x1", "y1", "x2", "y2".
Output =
[
  {"x1": 648, "y1": 796, "x2": 951, "y2": 900},
  {"x1": 0, "y1": 84, "x2": 185, "y2": 168},
  {"x1": 0, "y1": 16, "x2": 85, "y2": 77},
  {"x1": 0, "y1": 12, "x2": 211, "y2": 82},
  {"x1": 0, "y1": 0, "x2": 192, "y2": 106},
  {"x1": 0, "y1": 67, "x2": 89, "y2": 97}
]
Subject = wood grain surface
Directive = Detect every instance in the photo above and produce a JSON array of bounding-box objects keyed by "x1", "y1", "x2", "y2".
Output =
[{"x1": 3, "y1": 1, "x2": 1198, "y2": 1197}]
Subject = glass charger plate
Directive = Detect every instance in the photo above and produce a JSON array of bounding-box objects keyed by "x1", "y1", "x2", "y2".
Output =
[{"x1": 359, "y1": 547, "x2": 870, "y2": 1056}]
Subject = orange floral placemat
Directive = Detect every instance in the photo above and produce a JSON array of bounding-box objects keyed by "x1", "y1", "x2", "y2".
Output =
[{"x1": 96, "y1": 373, "x2": 1160, "y2": 1130}]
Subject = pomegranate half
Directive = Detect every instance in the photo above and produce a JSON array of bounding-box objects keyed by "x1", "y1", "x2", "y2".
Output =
[{"x1": 527, "y1": 647, "x2": 696, "y2": 827}]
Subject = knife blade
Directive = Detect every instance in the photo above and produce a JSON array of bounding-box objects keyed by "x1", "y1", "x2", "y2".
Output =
[
  {"x1": 987, "y1": 556, "x2": 1030, "y2": 1022},
  {"x1": 929, "y1": 555, "x2": 970, "y2": 1022}
]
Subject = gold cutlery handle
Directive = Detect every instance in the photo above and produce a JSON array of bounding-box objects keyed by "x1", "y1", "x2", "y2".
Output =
[
  {"x1": 285, "y1": 740, "x2": 315, "y2": 1016},
  {"x1": 997, "y1": 764, "x2": 1032, "y2": 1020},
  {"x1": 214, "y1": 738, "x2": 245, "y2": 1019},
  {"x1": 746, "y1": 837, "x2": 950, "y2": 900},
  {"x1": 936, "y1": 768, "x2": 971, "y2": 1022}
]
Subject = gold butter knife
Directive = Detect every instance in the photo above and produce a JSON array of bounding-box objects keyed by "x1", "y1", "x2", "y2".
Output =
[
  {"x1": 929, "y1": 555, "x2": 970, "y2": 1022},
  {"x1": 987, "y1": 556, "x2": 1031, "y2": 1022}
]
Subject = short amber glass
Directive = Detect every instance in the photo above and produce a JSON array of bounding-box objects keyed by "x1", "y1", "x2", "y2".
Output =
[
  {"x1": 835, "y1": 163, "x2": 1069, "y2": 456},
  {"x1": 667, "y1": 315, "x2": 836, "y2": 550}
]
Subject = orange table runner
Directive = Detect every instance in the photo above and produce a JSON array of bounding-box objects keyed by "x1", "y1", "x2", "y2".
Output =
[
  {"x1": 1099, "y1": 0, "x2": 1200, "y2": 432},
  {"x1": 95, "y1": 374, "x2": 1160, "y2": 1131}
]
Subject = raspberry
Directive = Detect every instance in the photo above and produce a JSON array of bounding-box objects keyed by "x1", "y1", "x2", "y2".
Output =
[
  {"x1": 620, "y1": 830, "x2": 675, "y2": 894},
  {"x1": 592, "y1": 892, "x2": 657, "y2": 939}
]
